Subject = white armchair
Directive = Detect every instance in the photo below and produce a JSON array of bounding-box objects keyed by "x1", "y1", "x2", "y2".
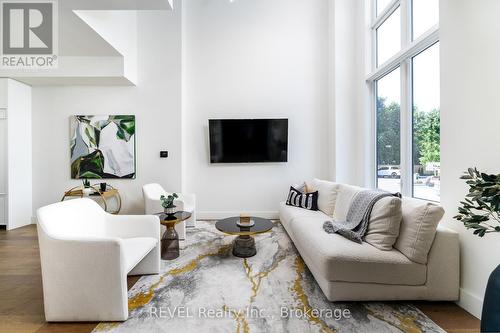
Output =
[
  {"x1": 36, "y1": 198, "x2": 160, "y2": 322},
  {"x1": 142, "y1": 183, "x2": 196, "y2": 240}
]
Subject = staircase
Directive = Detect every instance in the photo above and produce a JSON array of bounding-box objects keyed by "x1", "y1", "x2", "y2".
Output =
[{"x1": 0, "y1": 0, "x2": 173, "y2": 86}]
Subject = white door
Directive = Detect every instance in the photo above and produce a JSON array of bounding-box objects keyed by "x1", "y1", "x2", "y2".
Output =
[{"x1": 0, "y1": 109, "x2": 6, "y2": 226}]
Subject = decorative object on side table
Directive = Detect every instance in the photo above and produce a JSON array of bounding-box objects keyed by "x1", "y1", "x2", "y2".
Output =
[
  {"x1": 160, "y1": 193, "x2": 179, "y2": 218},
  {"x1": 216, "y1": 216, "x2": 273, "y2": 258},
  {"x1": 236, "y1": 214, "x2": 255, "y2": 227},
  {"x1": 454, "y1": 167, "x2": 500, "y2": 332},
  {"x1": 82, "y1": 179, "x2": 92, "y2": 196},
  {"x1": 156, "y1": 211, "x2": 192, "y2": 260}
]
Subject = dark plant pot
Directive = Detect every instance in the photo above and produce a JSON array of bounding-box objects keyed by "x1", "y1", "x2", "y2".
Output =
[{"x1": 481, "y1": 264, "x2": 500, "y2": 332}]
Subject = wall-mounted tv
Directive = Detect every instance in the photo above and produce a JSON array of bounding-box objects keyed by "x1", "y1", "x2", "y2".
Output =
[{"x1": 209, "y1": 119, "x2": 288, "y2": 163}]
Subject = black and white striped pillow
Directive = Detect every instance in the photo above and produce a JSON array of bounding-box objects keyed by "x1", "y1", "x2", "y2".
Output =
[{"x1": 286, "y1": 186, "x2": 319, "y2": 211}]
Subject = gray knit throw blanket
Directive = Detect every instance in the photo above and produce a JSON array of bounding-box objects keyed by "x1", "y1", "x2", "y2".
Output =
[{"x1": 323, "y1": 190, "x2": 398, "y2": 243}]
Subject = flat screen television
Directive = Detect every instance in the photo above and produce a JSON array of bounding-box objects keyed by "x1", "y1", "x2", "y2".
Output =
[{"x1": 209, "y1": 119, "x2": 288, "y2": 163}]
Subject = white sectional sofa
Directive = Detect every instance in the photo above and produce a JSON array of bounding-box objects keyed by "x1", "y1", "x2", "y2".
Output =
[{"x1": 279, "y1": 180, "x2": 460, "y2": 301}]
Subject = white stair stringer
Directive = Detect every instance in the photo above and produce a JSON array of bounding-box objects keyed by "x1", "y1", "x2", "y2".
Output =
[{"x1": 73, "y1": 10, "x2": 138, "y2": 84}]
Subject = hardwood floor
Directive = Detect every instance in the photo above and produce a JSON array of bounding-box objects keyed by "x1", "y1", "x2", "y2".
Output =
[{"x1": 0, "y1": 225, "x2": 480, "y2": 333}]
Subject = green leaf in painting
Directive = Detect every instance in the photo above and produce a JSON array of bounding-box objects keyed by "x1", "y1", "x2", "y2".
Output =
[{"x1": 109, "y1": 115, "x2": 135, "y2": 142}]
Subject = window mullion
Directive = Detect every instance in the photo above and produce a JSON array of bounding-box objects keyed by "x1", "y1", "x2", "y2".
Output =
[
  {"x1": 400, "y1": 59, "x2": 413, "y2": 197},
  {"x1": 399, "y1": 0, "x2": 412, "y2": 197},
  {"x1": 369, "y1": 80, "x2": 377, "y2": 189},
  {"x1": 372, "y1": 0, "x2": 401, "y2": 30},
  {"x1": 401, "y1": 0, "x2": 412, "y2": 49}
]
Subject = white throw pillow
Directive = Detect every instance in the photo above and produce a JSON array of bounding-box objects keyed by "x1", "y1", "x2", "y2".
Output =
[
  {"x1": 332, "y1": 184, "x2": 363, "y2": 221},
  {"x1": 395, "y1": 198, "x2": 445, "y2": 264},
  {"x1": 364, "y1": 196, "x2": 403, "y2": 251},
  {"x1": 306, "y1": 179, "x2": 340, "y2": 217}
]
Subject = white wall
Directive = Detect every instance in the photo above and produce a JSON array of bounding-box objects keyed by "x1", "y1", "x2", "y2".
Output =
[
  {"x1": 5, "y1": 79, "x2": 33, "y2": 230},
  {"x1": 333, "y1": 0, "x2": 366, "y2": 186},
  {"x1": 440, "y1": 0, "x2": 500, "y2": 318},
  {"x1": 32, "y1": 7, "x2": 182, "y2": 214},
  {"x1": 182, "y1": 0, "x2": 330, "y2": 218}
]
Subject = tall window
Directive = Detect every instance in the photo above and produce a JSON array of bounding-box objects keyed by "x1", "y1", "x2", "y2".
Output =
[{"x1": 369, "y1": 0, "x2": 440, "y2": 201}]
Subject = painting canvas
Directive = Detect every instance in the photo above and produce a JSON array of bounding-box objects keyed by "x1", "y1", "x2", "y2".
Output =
[{"x1": 70, "y1": 115, "x2": 136, "y2": 179}]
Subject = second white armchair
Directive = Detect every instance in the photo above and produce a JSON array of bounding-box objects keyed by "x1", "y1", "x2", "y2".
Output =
[{"x1": 142, "y1": 183, "x2": 196, "y2": 240}]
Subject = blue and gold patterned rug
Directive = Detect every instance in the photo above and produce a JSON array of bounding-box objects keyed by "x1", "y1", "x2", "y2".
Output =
[{"x1": 93, "y1": 221, "x2": 444, "y2": 333}]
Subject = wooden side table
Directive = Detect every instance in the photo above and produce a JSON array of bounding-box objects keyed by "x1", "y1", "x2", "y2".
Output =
[
  {"x1": 61, "y1": 185, "x2": 122, "y2": 214},
  {"x1": 156, "y1": 211, "x2": 192, "y2": 260}
]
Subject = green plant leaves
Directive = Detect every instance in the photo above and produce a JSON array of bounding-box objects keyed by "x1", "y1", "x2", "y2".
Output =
[
  {"x1": 160, "y1": 193, "x2": 179, "y2": 209},
  {"x1": 455, "y1": 167, "x2": 500, "y2": 237}
]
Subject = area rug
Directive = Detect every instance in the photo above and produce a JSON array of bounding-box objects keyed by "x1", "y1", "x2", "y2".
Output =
[{"x1": 93, "y1": 221, "x2": 445, "y2": 333}]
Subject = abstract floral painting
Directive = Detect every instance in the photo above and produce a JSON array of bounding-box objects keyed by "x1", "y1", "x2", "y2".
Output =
[{"x1": 70, "y1": 115, "x2": 136, "y2": 179}]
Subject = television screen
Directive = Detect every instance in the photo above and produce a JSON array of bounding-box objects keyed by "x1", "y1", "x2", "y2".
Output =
[{"x1": 209, "y1": 119, "x2": 288, "y2": 163}]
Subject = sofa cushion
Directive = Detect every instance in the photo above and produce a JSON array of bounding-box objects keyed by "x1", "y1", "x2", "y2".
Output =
[
  {"x1": 364, "y1": 196, "x2": 403, "y2": 251},
  {"x1": 332, "y1": 184, "x2": 363, "y2": 221},
  {"x1": 286, "y1": 186, "x2": 318, "y2": 211},
  {"x1": 289, "y1": 213, "x2": 426, "y2": 285},
  {"x1": 395, "y1": 198, "x2": 445, "y2": 264},
  {"x1": 279, "y1": 202, "x2": 329, "y2": 234},
  {"x1": 121, "y1": 237, "x2": 157, "y2": 273},
  {"x1": 306, "y1": 179, "x2": 340, "y2": 217}
]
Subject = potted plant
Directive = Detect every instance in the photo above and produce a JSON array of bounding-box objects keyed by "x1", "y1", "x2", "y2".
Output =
[
  {"x1": 161, "y1": 193, "x2": 179, "y2": 217},
  {"x1": 82, "y1": 179, "x2": 92, "y2": 196},
  {"x1": 454, "y1": 167, "x2": 500, "y2": 332}
]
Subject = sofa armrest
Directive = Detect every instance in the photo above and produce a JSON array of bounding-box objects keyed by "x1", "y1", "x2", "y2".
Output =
[
  {"x1": 105, "y1": 214, "x2": 160, "y2": 240},
  {"x1": 425, "y1": 225, "x2": 460, "y2": 300},
  {"x1": 37, "y1": 229, "x2": 129, "y2": 321}
]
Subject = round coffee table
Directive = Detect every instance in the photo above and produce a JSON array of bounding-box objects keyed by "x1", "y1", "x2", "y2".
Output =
[
  {"x1": 215, "y1": 217, "x2": 274, "y2": 258},
  {"x1": 156, "y1": 211, "x2": 192, "y2": 260}
]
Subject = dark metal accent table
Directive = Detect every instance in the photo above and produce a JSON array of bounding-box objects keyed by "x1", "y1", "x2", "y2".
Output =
[
  {"x1": 215, "y1": 217, "x2": 274, "y2": 258},
  {"x1": 156, "y1": 211, "x2": 192, "y2": 260}
]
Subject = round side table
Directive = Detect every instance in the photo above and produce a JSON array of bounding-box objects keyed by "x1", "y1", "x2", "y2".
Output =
[
  {"x1": 215, "y1": 217, "x2": 274, "y2": 258},
  {"x1": 156, "y1": 211, "x2": 192, "y2": 260},
  {"x1": 61, "y1": 185, "x2": 122, "y2": 214}
]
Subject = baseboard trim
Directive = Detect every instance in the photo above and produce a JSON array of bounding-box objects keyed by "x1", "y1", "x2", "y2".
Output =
[
  {"x1": 457, "y1": 288, "x2": 483, "y2": 319},
  {"x1": 198, "y1": 211, "x2": 279, "y2": 220}
]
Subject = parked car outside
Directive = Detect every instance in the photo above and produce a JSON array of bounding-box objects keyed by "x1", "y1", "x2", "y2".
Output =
[{"x1": 377, "y1": 166, "x2": 401, "y2": 178}]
